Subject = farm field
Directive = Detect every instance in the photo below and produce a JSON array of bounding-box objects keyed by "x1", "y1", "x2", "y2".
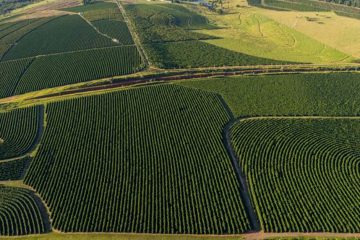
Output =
[
  {"x1": 252, "y1": 1, "x2": 360, "y2": 59},
  {"x1": 15, "y1": 46, "x2": 142, "y2": 94},
  {"x1": 0, "y1": 186, "x2": 50, "y2": 235},
  {"x1": 1, "y1": 0, "x2": 360, "y2": 239},
  {"x1": 125, "y1": 3, "x2": 289, "y2": 68},
  {"x1": 178, "y1": 73, "x2": 360, "y2": 117},
  {"x1": 25, "y1": 85, "x2": 251, "y2": 234},
  {"x1": 0, "y1": 1, "x2": 143, "y2": 97},
  {"x1": 230, "y1": 118, "x2": 360, "y2": 232},
  {"x1": 192, "y1": 0, "x2": 352, "y2": 64},
  {"x1": 0, "y1": 106, "x2": 42, "y2": 160}
]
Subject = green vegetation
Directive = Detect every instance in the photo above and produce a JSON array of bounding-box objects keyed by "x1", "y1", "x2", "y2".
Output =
[
  {"x1": 0, "y1": 186, "x2": 50, "y2": 235},
  {"x1": 230, "y1": 118, "x2": 360, "y2": 232},
  {"x1": 92, "y1": 20, "x2": 134, "y2": 45},
  {"x1": 320, "y1": 0, "x2": 360, "y2": 8},
  {"x1": 15, "y1": 46, "x2": 141, "y2": 94},
  {"x1": 3, "y1": 15, "x2": 117, "y2": 60},
  {"x1": 146, "y1": 41, "x2": 287, "y2": 68},
  {"x1": 0, "y1": 106, "x2": 41, "y2": 160},
  {"x1": 0, "y1": 58, "x2": 32, "y2": 98},
  {"x1": 126, "y1": 3, "x2": 288, "y2": 67},
  {"x1": 0, "y1": 0, "x2": 41, "y2": 14},
  {"x1": 178, "y1": 73, "x2": 360, "y2": 117},
  {"x1": 0, "y1": 17, "x2": 52, "y2": 59},
  {"x1": 197, "y1": 10, "x2": 351, "y2": 64},
  {"x1": 66, "y1": 1, "x2": 132, "y2": 44},
  {"x1": 25, "y1": 85, "x2": 251, "y2": 233},
  {"x1": 0, "y1": 232, "x2": 247, "y2": 240},
  {"x1": 70, "y1": 2, "x2": 124, "y2": 21},
  {"x1": 0, "y1": 157, "x2": 30, "y2": 181},
  {"x1": 125, "y1": 4, "x2": 214, "y2": 43}
]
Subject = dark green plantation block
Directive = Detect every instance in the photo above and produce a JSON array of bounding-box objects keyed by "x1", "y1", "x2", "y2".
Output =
[
  {"x1": 15, "y1": 46, "x2": 142, "y2": 94},
  {"x1": 0, "y1": 59, "x2": 32, "y2": 98},
  {"x1": 179, "y1": 73, "x2": 360, "y2": 117},
  {"x1": 0, "y1": 106, "x2": 41, "y2": 160},
  {"x1": 230, "y1": 119, "x2": 360, "y2": 232},
  {"x1": 25, "y1": 85, "x2": 251, "y2": 234},
  {"x1": 0, "y1": 157, "x2": 31, "y2": 181},
  {"x1": 3, "y1": 15, "x2": 117, "y2": 60},
  {"x1": 0, "y1": 186, "x2": 50, "y2": 236}
]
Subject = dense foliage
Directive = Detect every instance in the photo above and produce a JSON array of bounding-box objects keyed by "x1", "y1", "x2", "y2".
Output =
[
  {"x1": 179, "y1": 73, "x2": 360, "y2": 117},
  {"x1": 0, "y1": 157, "x2": 30, "y2": 180},
  {"x1": 3, "y1": 15, "x2": 117, "y2": 60},
  {"x1": 0, "y1": 58, "x2": 32, "y2": 98},
  {"x1": 146, "y1": 41, "x2": 287, "y2": 68},
  {"x1": 25, "y1": 85, "x2": 251, "y2": 234},
  {"x1": 92, "y1": 20, "x2": 133, "y2": 45},
  {"x1": 0, "y1": 186, "x2": 50, "y2": 235},
  {"x1": 65, "y1": 1, "x2": 123, "y2": 20},
  {"x1": 0, "y1": 106, "x2": 41, "y2": 160},
  {"x1": 15, "y1": 46, "x2": 141, "y2": 94},
  {"x1": 0, "y1": 18, "x2": 52, "y2": 59},
  {"x1": 230, "y1": 119, "x2": 360, "y2": 232},
  {"x1": 125, "y1": 4, "x2": 214, "y2": 43}
]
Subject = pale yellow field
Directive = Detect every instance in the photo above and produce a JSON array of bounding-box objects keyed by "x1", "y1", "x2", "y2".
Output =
[
  {"x1": 255, "y1": 7, "x2": 360, "y2": 59},
  {"x1": 190, "y1": 0, "x2": 354, "y2": 64}
]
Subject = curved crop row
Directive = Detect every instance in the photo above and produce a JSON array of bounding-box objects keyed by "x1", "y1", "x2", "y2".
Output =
[
  {"x1": 0, "y1": 106, "x2": 41, "y2": 160},
  {"x1": 0, "y1": 186, "x2": 50, "y2": 235},
  {"x1": 25, "y1": 85, "x2": 251, "y2": 234},
  {"x1": 230, "y1": 118, "x2": 360, "y2": 232}
]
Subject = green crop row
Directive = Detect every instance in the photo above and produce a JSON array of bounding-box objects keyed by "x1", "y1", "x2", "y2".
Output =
[
  {"x1": 0, "y1": 186, "x2": 50, "y2": 236},
  {"x1": 15, "y1": 46, "x2": 142, "y2": 94},
  {"x1": 3, "y1": 15, "x2": 117, "y2": 60},
  {"x1": 230, "y1": 118, "x2": 360, "y2": 232},
  {"x1": 25, "y1": 85, "x2": 251, "y2": 234},
  {"x1": 0, "y1": 106, "x2": 41, "y2": 160},
  {"x1": 178, "y1": 73, "x2": 360, "y2": 117},
  {"x1": 0, "y1": 58, "x2": 32, "y2": 98}
]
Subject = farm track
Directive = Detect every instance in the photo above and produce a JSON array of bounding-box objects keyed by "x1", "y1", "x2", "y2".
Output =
[
  {"x1": 0, "y1": 105, "x2": 45, "y2": 162},
  {"x1": 116, "y1": 0, "x2": 150, "y2": 67}
]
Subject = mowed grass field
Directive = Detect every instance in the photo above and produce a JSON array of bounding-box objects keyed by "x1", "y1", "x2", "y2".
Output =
[
  {"x1": 254, "y1": 3, "x2": 360, "y2": 59},
  {"x1": 193, "y1": 0, "x2": 352, "y2": 64}
]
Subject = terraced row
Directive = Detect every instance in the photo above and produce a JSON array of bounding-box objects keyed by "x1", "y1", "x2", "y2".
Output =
[
  {"x1": 0, "y1": 186, "x2": 50, "y2": 236},
  {"x1": 230, "y1": 118, "x2": 360, "y2": 232},
  {"x1": 0, "y1": 106, "x2": 42, "y2": 160}
]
